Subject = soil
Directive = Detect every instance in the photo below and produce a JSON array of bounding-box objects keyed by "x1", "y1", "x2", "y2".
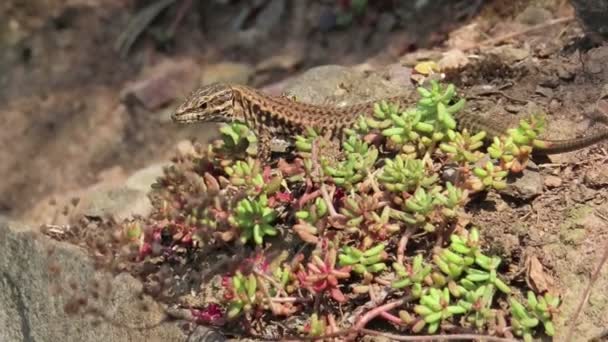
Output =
[{"x1": 2, "y1": 0, "x2": 608, "y2": 339}]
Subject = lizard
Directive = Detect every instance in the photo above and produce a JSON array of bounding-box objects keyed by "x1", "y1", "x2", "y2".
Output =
[{"x1": 171, "y1": 82, "x2": 608, "y2": 162}]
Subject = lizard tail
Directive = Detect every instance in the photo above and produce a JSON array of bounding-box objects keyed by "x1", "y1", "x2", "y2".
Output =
[{"x1": 533, "y1": 127, "x2": 608, "y2": 154}]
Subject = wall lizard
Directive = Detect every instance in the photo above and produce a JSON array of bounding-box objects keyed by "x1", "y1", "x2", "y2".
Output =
[{"x1": 172, "y1": 82, "x2": 608, "y2": 161}]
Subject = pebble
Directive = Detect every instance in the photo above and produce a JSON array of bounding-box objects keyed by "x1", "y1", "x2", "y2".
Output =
[
  {"x1": 556, "y1": 66, "x2": 575, "y2": 81},
  {"x1": 544, "y1": 175, "x2": 562, "y2": 188},
  {"x1": 535, "y1": 85, "x2": 553, "y2": 98},
  {"x1": 539, "y1": 75, "x2": 560, "y2": 88}
]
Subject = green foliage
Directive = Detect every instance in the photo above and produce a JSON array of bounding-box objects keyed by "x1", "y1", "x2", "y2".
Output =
[
  {"x1": 439, "y1": 130, "x2": 486, "y2": 163},
  {"x1": 413, "y1": 287, "x2": 467, "y2": 333},
  {"x1": 472, "y1": 161, "x2": 509, "y2": 191},
  {"x1": 229, "y1": 194, "x2": 278, "y2": 245},
  {"x1": 378, "y1": 156, "x2": 438, "y2": 193},
  {"x1": 218, "y1": 122, "x2": 258, "y2": 156},
  {"x1": 323, "y1": 135, "x2": 378, "y2": 189},
  {"x1": 226, "y1": 271, "x2": 258, "y2": 318},
  {"x1": 457, "y1": 284, "x2": 496, "y2": 330},
  {"x1": 296, "y1": 197, "x2": 328, "y2": 223},
  {"x1": 128, "y1": 80, "x2": 560, "y2": 340},
  {"x1": 510, "y1": 292, "x2": 560, "y2": 341},
  {"x1": 224, "y1": 158, "x2": 265, "y2": 195},
  {"x1": 338, "y1": 243, "x2": 388, "y2": 275},
  {"x1": 303, "y1": 313, "x2": 327, "y2": 337},
  {"x1": 392, "y1": 254, "x2": 432, "y2": 296}
]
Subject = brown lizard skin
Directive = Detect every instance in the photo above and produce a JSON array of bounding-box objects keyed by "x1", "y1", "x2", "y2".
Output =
[{"x1": 172, "y1": 82, "x2": 608, "y2": 161}]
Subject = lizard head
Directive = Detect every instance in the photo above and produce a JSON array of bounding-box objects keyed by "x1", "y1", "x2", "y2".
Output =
[{"x1": 172, "y1": 83, "x2": 235, "y2": 124}]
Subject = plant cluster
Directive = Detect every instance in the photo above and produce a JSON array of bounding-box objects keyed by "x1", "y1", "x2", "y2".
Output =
[{"x1": 110, "y1": 81, "x2": 558, "y2": 340}]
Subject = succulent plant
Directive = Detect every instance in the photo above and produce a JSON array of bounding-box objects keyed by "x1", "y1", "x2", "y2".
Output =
[
  {"x1": 82, "y1": 80, "x2": 560, "y2": 342},
  {"x1": 217, "y1": 122, "x2": 258, "y2": 157},
  {"x1": 378, "y1": 156, "x2": 438, "y2": 193},
  {"x1": 323, "y1": 138, "x2": 378, "y2": 188},
  {"x1": 338, "y1": 243, "x2": 388, "y2": 276},
  {"x1": 296, "y1": 245, "x2": 352, "y2": 302},
  {"x1": 413, "y1": 287, "x2": 467, "y2": 333},
  {"x1": 229, "y1": 194, "x2": 278, "y2": 245},
  {"x1": 392, "y1": 254, "x2": 432, "y2": 297},
  {"x1": 510, "y1": 291, "x2": 560, "y2": 341},
  {"x1": 472, "y1": 161, "x2": 508, "y2": 191},
  {"x1": 226, "y1": 271, "x2": 259, "y2": 318},
  {"x1": 439, "y1": 129, "x2": 486, "y2": 163}
]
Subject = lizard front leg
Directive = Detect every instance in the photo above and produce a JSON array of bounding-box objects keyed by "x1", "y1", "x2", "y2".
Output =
[{"x1": 257, "y1": 130, "x2": 273, "y2": 163}]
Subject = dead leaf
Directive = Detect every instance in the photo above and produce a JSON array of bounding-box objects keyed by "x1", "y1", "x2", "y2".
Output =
[
  {"x1": 438, "y1": 49, "x2": 469, "y2": 71},
  {"x1": 526, "y1": 255, "x2": 556, "y2": 293},
  {"x1": 414, "y1": 60, "x2": 440, "y2": 75}
]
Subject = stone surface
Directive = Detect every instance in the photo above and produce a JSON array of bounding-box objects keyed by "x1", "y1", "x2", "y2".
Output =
[
  {"x1": 544, "y1": 175, "x2": 563, "y2": 188},
  {"x1": 501, "y1": 166, "x2": 544, "y2": 200},
  {"x1": 120, "y1": 58, "x2": 201, "y2": 110},
  {"x1": 200, "y1": 62, "x2": 254, "y2": 86},
  {"x1": 26, "y1": 162, "x2": 169, "y2": 227},
  {"x1": 73, "y1": 162, "x2": 170, "y2": 221},
  {"x1": 0, "y1": 217, "x2": 191, "y2": 342},
  {"x1": 282, "y1": 64, "x2": 415, "y2": 106}
]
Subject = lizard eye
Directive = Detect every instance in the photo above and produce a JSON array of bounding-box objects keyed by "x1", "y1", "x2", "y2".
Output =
[{"x1": 201, "y1": 103, "x2": 208, "y2": 109}]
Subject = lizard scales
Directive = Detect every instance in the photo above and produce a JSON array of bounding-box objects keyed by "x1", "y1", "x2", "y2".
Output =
[{"x1": 172, "y1": 82, "x2": 608, "y2": 161}]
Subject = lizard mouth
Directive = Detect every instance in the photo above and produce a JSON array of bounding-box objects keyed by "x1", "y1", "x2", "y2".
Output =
[{"x1": 171, "y1": 109, "x2": 199, "y2": 123}]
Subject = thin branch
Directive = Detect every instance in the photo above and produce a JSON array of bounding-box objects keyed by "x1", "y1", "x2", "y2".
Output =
[
  {"x1": 397, "y1": 227, "x2": 416, "y2": 264},
  {"x1": 564, "y1": 229, "x2": 608, "y2": 342},
  {"x1": 360, "y1": 329, "x2": 520, "y2": 342},
  {"x1": 320, "y1": 184, "x2": 339, "y2": 217},
  {"x1": 462, "y1": 16, "x2": 574, "y2": 51},
  {"x1": 353, "y1": 298, "x2": 406, "y2": 330}
]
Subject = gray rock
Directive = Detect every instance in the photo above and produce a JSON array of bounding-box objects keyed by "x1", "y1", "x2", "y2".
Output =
[
  {"x1": 0, "y1": 217, "x2": 192, "y2": 342},
  {"x1": 72, "y1": 186, "x2": 152, "y2": 222},
  {"x1": 201, "y1": 62, "x2": 254, "y2": 86},
  {"x1": 282, "y1": 65, "x2": 415, "y2": 106},
  {"x1": 74, "y1": 163, "x2": 169, "y2": 221},
  {"x1": 501, "y1": 165, "x2": 544, "y2": 200},
  {"x1": 125, "y1": 163, "x2": 170, "y2": 193},
  {"x1": 120, "y1": 58, "x2": 201, "y2": 111},
  {"x1": 254, "y1": 0, "x2": 286, "y2": 33},
  {"x1": 515, "y1": 6, "x2": 553, "y2": 25}
]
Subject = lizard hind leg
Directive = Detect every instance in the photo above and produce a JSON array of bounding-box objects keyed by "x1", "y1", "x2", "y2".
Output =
[{"x1": 320, "y1": 128, "x2": 344, "y2": 163}]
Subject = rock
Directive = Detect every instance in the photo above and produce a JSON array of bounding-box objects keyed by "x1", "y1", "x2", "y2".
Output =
[
  {"x1": 501, "y1": 167, "x2": 544, "y2": 200},
  {"x1": 201, "y1": 62, "x2": 254, "y2": 86},
  {"x1": 571, "y1": 0, "x2": 608, "y2": 41},
  {"x1": 281, "y1": 65, "x2": 415, "y2": 106},
  {"x1": 539, "y1": 75, "x2": 560, "y2": 88},
  {"x1": 73, "y1": 163, "x2": 169, "y2": 221},
  {"x1": 535, "y1": 85, "x2": 554, "y2": 98},
  {"x1": 446, "y1": 23, "x2": 483, "y2": 50},
  {"x1": 544, "y1": 175, "x2": 563, "y2": 188},
  {"x1": 0, "y1": 217, "x2": 194, "y2": 342},
  {"x1": 515, "y1": 6, "x2": 553, "y2": 25},
  {"x1": 120, "y1": 58, "x2": 201, "y2": 111},
  {"x1": 584, "y1": 166, "x2": 608, "y2": 187},
  {"x1": 125, "y1": 163, "x2": 169, "y2": 193},
  {"x1": 438, "y1": 49, "x2": 469, "y2": 71},
  {"x1": 73, "y1": 186, "x2": 152, "y2": 221},
  {"x1": 488, "y1": 46, "x2": 529, "y2": 64},
  {"x1": 255, "y1": 48, "x2": 304, "y2": 73},
  {"x1": 254, "y1": 0, "x2": 286, "y2": 33},
  {"x1": 381, "y1": 62, "x2": 413, "y2": 86},
  {"x1": 556, "y1": 65, "x2": 575, "y2": 81},
  {"x1": 600, "y1": 84, "x2": 608, "y2": 100},
  {"x1": 27, "y1": 163, "x2": 168, "y2": 227}
]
